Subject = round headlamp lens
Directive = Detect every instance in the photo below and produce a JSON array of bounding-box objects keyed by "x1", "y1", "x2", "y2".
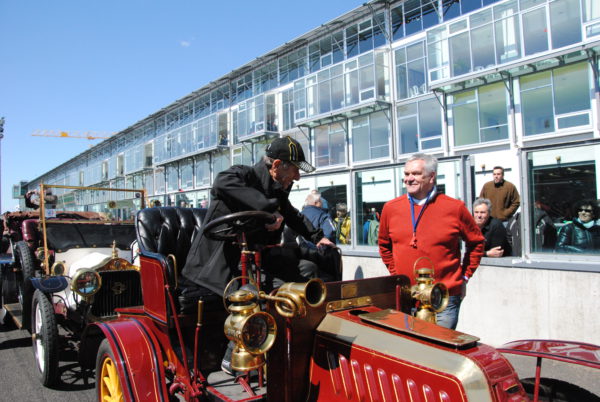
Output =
[
  {"x1": 241, "y1": 312, "x2": 276, "y2": 354},
  {"x1": 72, "y1": 269, "x2": 101, "y2": 297}
]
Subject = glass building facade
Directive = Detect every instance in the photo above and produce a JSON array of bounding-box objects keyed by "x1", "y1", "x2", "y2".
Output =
[{"x1": 22, "y1": 0, "x2": 600, "y2": 270}]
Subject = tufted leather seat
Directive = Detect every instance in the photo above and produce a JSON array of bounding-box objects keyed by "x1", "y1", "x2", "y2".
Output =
[
  {"x1": 136, "y1": 206, "x2": 206, "y2": 290},
  {"x1": 135, "y1": 206, "x2": 222, "y2": 315}
]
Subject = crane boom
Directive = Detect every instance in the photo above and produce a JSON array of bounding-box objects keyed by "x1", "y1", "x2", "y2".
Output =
[{"x1": 31, "y1": 130, "x2": 113, "y2": 140}]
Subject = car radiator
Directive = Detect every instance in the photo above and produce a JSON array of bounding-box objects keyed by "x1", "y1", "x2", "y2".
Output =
[{"x1": 91, "y1": 270, "x2": 142, "y2": 318}]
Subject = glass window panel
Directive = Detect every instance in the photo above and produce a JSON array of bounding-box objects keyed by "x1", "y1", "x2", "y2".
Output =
[
  {"x1": 550, "y1": 0, "x2": 582, "y2": 48},
  {"x1": 404, "y1": 3, "x2": 422, "y2": 36},
  {"x1": 396, "y1": 63, "x2": 409, "y2": 99},
  {"x1": 583, "y1": 0, "x2": 600, "y2": 22},
  {"x1": 449, "y1": 32, "x2": 471, "y2": 76},
  {"x1": 471, "y1": 8, "x2": 493, "y2": 27},
  {"x1": 331, "y1": 76, "x2": 344, "y2": 110},
  {"x1": 495, "y1": 16, "x2": 521, "y2": 63},
  {"x1": 346, "y1": 69, "x2": 360, "y2": 106},
  {"x1": 452, "y1": 90, "x2": 479, "y2": 146},
  {"x1": 422, "y1": 2, "x2": 439, "y2": 30},
  {"x1": 346, "y1": 25, "x2": 359, "y2": 58},
  {"x1": 367, "y1": 112, "x2": 390, "y2": 159},
  {"x1": 422, "y1": 138, "x2": 442, "y2": 149},
  {"x1": 553, "y1": 62, "x2": 590, "y2": 115},
  {"x1": 557, "y1": 113, "x2": 590, "y2": 129},
  {"x1": 407, "y1": 59, "x2": 426, "y2": 97},
  {"x1": 318, "y1": 80, "x2": 331, "y2": 114},
  {"x1": 419, "y1": 98, "x2": 443, "y2": 139},
  {"x1": 213, "y1": 150, "x2": 230, "y2": 176},
  {"x1": 359, "y1": 65, "x2": 375, "y2": 93},
  {"x1": 522, "y1": 8, "x2": 549, "y2": 56},
  {"x1": 355, "y1": 168, "x2": 395, "y2": 245},
  {"x1": 478, "y1": 82, "x2": 508, "y2": 128},
  {"x1": 443, "y1": 0, "x2": 461, "y2": 21},
  {"x1": 352, "y1": 116, "x2": 370, "y2": 162},
  {"x1": 472, "y1": 24, "x2": 496, "y2": 70},
  {"x1": 527, "y1": 144, "x2": 600, "y2": 254},
  {"x1": 461, "y1": 0, "x2": 482, "y2": 14},
  {"x1": 392, "y1": 5, "x2": 405, "y2": 40},
  {"x1": 195, "y1": 156, "x2": 210, "y2": 188},
  {"x1": 397, "y1": 103, "x2": 419, "y2": 154},
  {"x1": 166, "y1": 165, "x2": 178, "y2": 192},
  {"x1": 521, "y1": 72, "x2": 555, "y2": 135},
  {"x1": 330, "y1": 124, "x2": 346, "y2": 165}
]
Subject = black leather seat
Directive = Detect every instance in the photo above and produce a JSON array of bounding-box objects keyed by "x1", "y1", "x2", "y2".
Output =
[{"x1": 136, "y1": 206, "x2": 219, "y2": 313}]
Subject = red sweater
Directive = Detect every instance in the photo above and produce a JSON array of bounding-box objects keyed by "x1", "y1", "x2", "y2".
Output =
[{"x1": 378, "y1": 194, "x2": 484, "y2": 296}]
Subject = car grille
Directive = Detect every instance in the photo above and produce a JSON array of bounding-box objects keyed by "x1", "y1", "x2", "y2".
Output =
[{"x1": 91, "y1": 270, "x2": 142, "y2": 318}]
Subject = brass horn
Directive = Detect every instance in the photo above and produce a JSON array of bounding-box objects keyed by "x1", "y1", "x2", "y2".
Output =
[{"x1": 273, "y1": 278, "x2": 326, "y2": 318}]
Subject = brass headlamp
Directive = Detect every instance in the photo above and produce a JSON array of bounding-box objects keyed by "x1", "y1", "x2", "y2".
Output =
[
  {"x1": 224, "y1": 287, "x2": 277, "y2": 372},
  {"x1": 223, "y1": 278, "x2": 326, "y2": 372},
  {"x1": 411, "y1": 259, "x2": 449, "y2": 324}
]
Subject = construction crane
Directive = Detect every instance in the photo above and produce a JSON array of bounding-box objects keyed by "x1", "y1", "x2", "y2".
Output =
[{"x1": 31, "y1": 129, "x2": 114, "y2": 140}]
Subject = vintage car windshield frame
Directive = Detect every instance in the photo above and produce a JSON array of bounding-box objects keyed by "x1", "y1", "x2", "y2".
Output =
[{"x1": 38, "y1": 184, "x2": 146, "y2": 275}]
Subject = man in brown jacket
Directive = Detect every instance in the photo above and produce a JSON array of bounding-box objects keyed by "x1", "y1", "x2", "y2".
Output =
[{"x1": 479, "y1": 166, "x2": 520, "y2": 222}]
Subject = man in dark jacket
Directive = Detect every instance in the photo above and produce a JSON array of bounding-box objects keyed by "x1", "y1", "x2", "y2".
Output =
[
  {"x1": 473, "y1": 198, "x2": 511, "y2": 257},
  {"x1": 181, "y1": 136, "x2": 333, "y2": 298}
]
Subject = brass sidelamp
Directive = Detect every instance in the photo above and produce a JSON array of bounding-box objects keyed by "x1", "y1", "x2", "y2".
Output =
[{"x1": 410, "y1": 258, "x2": 449, "y2": 324}]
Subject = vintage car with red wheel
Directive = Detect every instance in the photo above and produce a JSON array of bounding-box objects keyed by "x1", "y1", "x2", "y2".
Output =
[{"x1": 69, "y1": 206, "x2": 600, "y2": 401}]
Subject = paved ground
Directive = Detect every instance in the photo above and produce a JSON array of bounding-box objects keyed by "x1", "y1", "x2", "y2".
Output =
[{"x1": 0, "y1": 321, "x2": 95, "y2": 401}]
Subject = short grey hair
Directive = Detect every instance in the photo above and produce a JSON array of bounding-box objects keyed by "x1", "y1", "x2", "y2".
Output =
[
  {"x1": 263, "y1": 155, "x2": 291, "y2": 169},
  {"x1": 305, "y1": 191, "x2": 321, "y2": 206},
  {"x1": 407, "y1": 153, "x2": 438, "y2": 176},
  {"x1": 473, "y1": 198, "x2": 492, "y2": 211},
  {"x1": 336, "y1": 202, "x2": 348, "y2": 213}
]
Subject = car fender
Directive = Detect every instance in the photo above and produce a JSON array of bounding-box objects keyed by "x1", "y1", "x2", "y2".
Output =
[
  {"x1": 85, "y1": 317, "x2": 169, "y2": 402},
  {"x1": 499, "y1": 339, "x2": 600, "y2": 397},
  {"x1": 30, "y1": 276, "x2": 69, "y2": 293}
]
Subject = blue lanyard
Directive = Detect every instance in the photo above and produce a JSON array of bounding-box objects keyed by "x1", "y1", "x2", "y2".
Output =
[{"x1": 408, "y1": 189, "x2": 434, "y2": 248}]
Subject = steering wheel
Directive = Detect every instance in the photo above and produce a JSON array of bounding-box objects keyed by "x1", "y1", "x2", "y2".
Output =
[{"x1": 202, "y1": 211, "x2": 276, "y2": 241}]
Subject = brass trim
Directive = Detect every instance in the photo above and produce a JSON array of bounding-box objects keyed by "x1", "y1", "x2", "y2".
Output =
[
  {"x1": 326, "y1": 296, "x2": 372, "y2": 313},
  {"x1": 316, "y1": 315, "x2": 493, "y2": 402},
  {"x1": 340, "y1": 283, "x2": 358, "y2": 299}
]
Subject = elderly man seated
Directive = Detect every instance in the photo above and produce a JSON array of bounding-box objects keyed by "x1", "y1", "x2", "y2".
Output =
[{"x1": 472, "y1": 198, "x2": 511, "y2": 257}]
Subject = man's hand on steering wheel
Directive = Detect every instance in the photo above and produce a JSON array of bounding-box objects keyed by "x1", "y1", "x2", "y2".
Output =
[
  {"x1": 265, "y1": 211, "x2": 283, "y2": 231},
  {"x1": 316, "y1": 237, "x2": 335, "y2": 248}
]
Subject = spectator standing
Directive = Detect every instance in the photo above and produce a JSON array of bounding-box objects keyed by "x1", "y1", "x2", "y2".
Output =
[
  {"x1": 335, "y1": 203, "x2": 351, "y2": 245},
  {"x1": 479, "y1": 166, "x2": 520, "y2": 222},
  {"x1": 472, "y1": 198, "x2": 511, "y2": 257},
  {"x1": 378, "y1": 153, "x2": 484, "y2": 329},
  {"x1": 300, "y1": 192, "x2": 336, "y2": 245},
  {"x1": 555, "y1": 199, "x2": 600, "y2": 253}
]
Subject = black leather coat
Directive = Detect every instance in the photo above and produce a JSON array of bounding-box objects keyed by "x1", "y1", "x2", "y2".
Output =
[
  {"x1": 181, "y1": 160, "x2": 323, "y2": 295},
  {"x1": 555, "y1": 219, "x2": 600, "y2": 253}
]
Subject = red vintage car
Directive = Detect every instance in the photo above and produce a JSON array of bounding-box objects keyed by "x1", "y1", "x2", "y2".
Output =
[{"x1": 71, "y1": 206, "x2": 599, "y2": 401}]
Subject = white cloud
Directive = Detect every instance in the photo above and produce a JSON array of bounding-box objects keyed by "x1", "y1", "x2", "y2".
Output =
[{"x1": 180, "y1": 40, "x2": 192, "y2": 48}]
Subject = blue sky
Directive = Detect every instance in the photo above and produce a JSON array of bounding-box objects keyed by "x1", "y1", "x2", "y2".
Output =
[{"x1": 0, "y1": 0, "x2": 365, "y2": 213}]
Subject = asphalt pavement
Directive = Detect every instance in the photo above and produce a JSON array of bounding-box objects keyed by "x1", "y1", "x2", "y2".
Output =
[{"x1": 0, "y1": 321, "x2": 95, "y2": 401}]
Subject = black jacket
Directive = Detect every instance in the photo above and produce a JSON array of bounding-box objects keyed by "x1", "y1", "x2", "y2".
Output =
[
  {"x1": 181, "y1": 160, "x2": 323, "y2": 295},
  {"x1": 481, "y1": 217, "x2": 511, "y2": 255},
  {"x1": 556, "y1": 219, "x2": 600, "y2": 253}
]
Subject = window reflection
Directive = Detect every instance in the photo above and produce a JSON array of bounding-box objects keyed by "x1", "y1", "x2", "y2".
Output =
[{"x1": 528, "y1": 144, "x2": 600, "y2": 255}]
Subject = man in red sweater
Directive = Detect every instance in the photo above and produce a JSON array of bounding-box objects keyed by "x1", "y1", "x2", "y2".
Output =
[{"x1": 378, "y1": 153, "x2": 484, "y2": 329}]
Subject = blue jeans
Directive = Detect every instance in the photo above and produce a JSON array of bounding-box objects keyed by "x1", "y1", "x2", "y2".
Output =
[{"x1": 436, "y1": 295, "x2": 462, "y2": 330}]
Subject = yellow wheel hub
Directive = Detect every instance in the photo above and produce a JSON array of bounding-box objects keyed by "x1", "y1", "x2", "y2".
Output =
[{"x1": 99, "y1": 356, "x2": 123, "y2": 402}]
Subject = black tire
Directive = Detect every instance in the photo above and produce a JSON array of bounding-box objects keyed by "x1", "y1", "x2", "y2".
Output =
[
  {"x1": 0, "y1": 267, "x2": 18, "y2": 326},
  {"x1": 31, "y1": 289, "x2": 59, "y2": 387},
  {"x1": 96, "y1": 339, "x2": 125, "y2": 401},
  {"x1": 15, "y1": 241, "x2": 36, "y2": 331},
  {"x1": 521, "y1": 378, "x2": 600, "y2": 402}
]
